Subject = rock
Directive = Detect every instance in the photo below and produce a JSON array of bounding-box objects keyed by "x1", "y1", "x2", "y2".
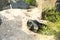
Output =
[
  {"x1": 10, "y1": 0, "x2": 29, "y2": 9},
  {"x1": 0, "y1": 8, "x2": 55, "y2": 40},
  {"x1": 0, "y1": 8, "x2": 44, "y2": 40},
  {"x1": 27, "y1": 20, "x2": 46, "y2": 33},
  {"x1": 27, "y1": 20, "x2": 39, "y2": 32},
  {"x1": 0, "y1": 9, "x2": 35, "y2": 40}
]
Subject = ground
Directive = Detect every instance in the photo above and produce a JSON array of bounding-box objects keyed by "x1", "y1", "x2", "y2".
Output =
[{"x1": 0, "y1": 8, "x2": 55, "y2": 40}]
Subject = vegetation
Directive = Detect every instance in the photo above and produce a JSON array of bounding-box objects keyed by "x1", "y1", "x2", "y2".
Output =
[
  {"x1": 39, "y1": 7, "x2": 60, "y2": 35},
  {"x1": 42, "y1": 7, "x2": 60, "y2": 22}
]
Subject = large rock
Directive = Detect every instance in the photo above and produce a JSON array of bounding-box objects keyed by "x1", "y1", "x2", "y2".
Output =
[
  {"x1": 10, "y1": 0, "x2": 29, "y2": 9},
  {"x1": 0, "y1": 8, "x2": 55, "y2": 40},
  {"x1": 0, "y1": 8, "x2": 42, "y2": 40},
  {"x1": 0, "y1": 9, "x2": 35, "y2": 40}
]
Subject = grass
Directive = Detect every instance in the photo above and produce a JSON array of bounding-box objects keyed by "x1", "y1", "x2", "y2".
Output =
[{"x1": 39, "y1": 7, "x2": 60, "y2": 35}]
